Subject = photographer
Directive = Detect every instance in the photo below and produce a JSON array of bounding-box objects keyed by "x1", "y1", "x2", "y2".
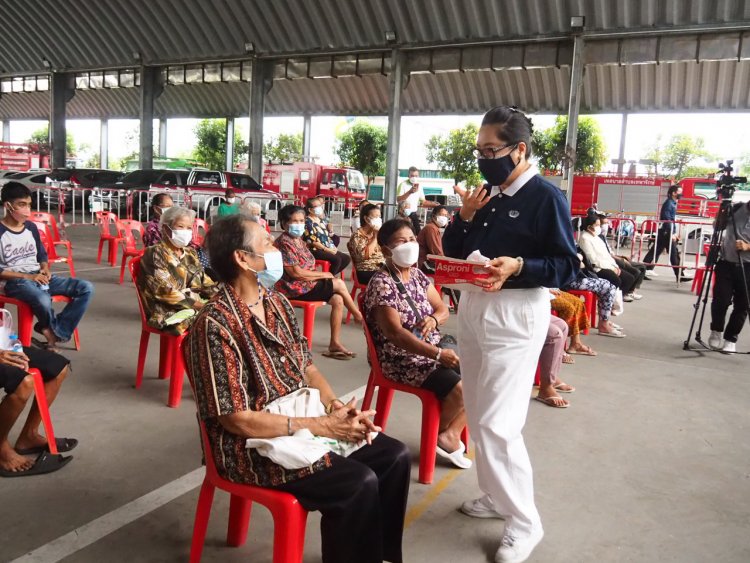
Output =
[
  {"x1": 643, "y1": 186, "x2": 692, "y2": 282},
  {"x1": 396, "y1": 167, "x2": 438, "y2": 235},
  {"x1": 708, "y1": 200, "x2": 750, "y2": 353}
]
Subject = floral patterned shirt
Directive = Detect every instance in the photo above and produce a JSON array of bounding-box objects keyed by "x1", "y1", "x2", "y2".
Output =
[
  {"x1": 347, "y1": 228, "x2": 385, "y2": 273},
  {"x1": 274, "y1": 232, "x2": 316, "y2": 298},
  {"x1": 137, "y1": 241, "x2": 218, "y2": 334},
  {"x1": 303, "y1": 217, "x2": 336, "y2": 250},
  {"x1": 143, "y1": 217, "x2": 162, "y2": 247},
  {"x1": 363, "y1": 268, "x2": 441, "y2": 387},
  {"x1": 184, "y1": 285, "x2": 331, "y2": 487}
]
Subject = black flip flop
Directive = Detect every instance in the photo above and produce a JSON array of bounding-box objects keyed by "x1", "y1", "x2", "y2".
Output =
[
  {"x1": 0, "y1": 452, "x2": 72, "y2": 478},
  {"x1": 16, "y1": 437, "x2": 78, "y2": 456}
]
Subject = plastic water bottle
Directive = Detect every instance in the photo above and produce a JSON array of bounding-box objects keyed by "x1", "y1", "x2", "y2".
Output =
[{"x1": 9, "y1": 334, "x2": 23, "y2": 353}]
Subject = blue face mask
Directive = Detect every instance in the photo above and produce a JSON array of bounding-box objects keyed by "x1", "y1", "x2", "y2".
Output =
[
  {"x1": 246, "y1": 250, "x2": 284, "y2": 289},
  {"x1": 287, "y1": 223, "x2": 305, "y2": 238}
]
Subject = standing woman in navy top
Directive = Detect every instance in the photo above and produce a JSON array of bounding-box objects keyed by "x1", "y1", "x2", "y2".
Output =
[{"x1": 443, "y1": 106, "x2": 578, "y2": 563}]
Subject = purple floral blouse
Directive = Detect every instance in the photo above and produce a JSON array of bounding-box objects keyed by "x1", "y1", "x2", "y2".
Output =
[{"x1": 363, "y1": 268, "x2": 440, "y2": 387}]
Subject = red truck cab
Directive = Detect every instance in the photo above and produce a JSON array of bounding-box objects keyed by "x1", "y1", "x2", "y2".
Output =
[{"x1": 261, "y1": 162, "x2": 366, "y2": 209}]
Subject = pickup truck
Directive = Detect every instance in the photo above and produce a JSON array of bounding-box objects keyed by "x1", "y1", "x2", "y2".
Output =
[{"x1": 90, "y1": 168, "x2": 281, "y2": 222}]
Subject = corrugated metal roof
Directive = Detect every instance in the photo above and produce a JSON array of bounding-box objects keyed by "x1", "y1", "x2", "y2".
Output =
[
  {"x1": 4, "y1": 59, "x2": 750, "y2": 120},
  {"x1": 1, "y1": 0, "x2": 749, "y2": 75}
]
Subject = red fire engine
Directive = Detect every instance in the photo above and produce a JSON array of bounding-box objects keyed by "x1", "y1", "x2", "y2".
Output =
[
  {"x1": 261, "y1": 162, "x2": 367, "y2": 209},
  {"x1": 0, "y1": 142, "x2": 49, "y2": 171}
]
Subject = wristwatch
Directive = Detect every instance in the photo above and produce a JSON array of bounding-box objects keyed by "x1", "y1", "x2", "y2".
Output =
[{"x1": 513, "y1": 256, "x2": 524, "y2": 276}]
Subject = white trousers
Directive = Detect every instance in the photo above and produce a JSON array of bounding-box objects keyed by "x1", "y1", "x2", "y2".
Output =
[{"x1": 458, "y1": 288, "x2": 549, "y2": 537}]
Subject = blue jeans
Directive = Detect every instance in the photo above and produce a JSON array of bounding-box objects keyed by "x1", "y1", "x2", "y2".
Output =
[{"x1": 4, "y1": 275, "x2": 94, "y2": 341}]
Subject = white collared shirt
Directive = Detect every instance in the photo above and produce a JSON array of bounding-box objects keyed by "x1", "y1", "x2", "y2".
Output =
[{"x1": 489, "y1": 165, "x2": 539, "y2": 198}]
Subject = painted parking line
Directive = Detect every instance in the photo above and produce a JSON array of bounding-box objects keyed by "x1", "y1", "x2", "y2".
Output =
[{"x1": 10, "y1": 384, "x2": 370, "y2": 563}]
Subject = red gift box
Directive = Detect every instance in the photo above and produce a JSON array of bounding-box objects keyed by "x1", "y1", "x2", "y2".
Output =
[{"x1": 427, "y1": 255, "x2": 491, "y2": 291}]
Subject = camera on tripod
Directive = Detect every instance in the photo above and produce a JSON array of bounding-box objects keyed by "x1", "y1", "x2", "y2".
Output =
[{"x1": 716, "y1": 160, "x2": 747, "y2": 200}]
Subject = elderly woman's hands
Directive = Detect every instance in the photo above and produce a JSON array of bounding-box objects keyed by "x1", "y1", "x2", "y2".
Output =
[
  {"x1": 416, "y1": 315, "x2": 438, "y2": 339},
  {"x1": 323, "y1": 398, "x2": 381, "y2": 444},
  {"x1": 0, "y1": 350, "x2": 30, "y2": 371},
  {"x1": 437, "y1": 348, "x2": 460, "y2": 369}
]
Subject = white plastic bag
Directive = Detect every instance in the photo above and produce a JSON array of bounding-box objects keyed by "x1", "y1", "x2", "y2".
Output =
[
  {"x1": 611, "y1": 289, "x2": 624, "y2": 316},
  {"x1": 0, "y1": 308, "x2": 13, "y2": 351}
]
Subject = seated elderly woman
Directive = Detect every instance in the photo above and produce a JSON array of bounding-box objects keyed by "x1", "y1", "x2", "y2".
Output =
[
  {"x1": 241, "y1": 201, "x2": 270, "y2": 233},
  {"x1": 303, "y1": 196, "x2": 350, "y2": 276},
  {"x1": 143, "y1": 193, "x2": 174, "y2": 246},
  {"x1": 549, "y1": 289, "x2": 600, "y2": 355},
  {"x1": 137, "y1": 206, "x2": 218, "y2": 335},
  {"x1": 275, "y1": 204, "x2": 362, "y2": 360},
  {"x1": 364, "y1": 218, "x2": 471, "y2": 469},
  {"x1": 184, "y1": 214, "x2": 410, "y2": 563},
  {"x1": 347, "y1": 203, "x2": 384, "y2": 285}
]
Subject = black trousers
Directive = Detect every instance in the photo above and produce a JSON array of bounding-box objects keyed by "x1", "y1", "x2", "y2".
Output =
[
  {"x1": 615, "y1": 257, "x2": 646, "y2": 290},
  {"x1": 311, "y1": 248, "x2": 351, "y2": 276},
  {"x1": 272, "y1": 434, "x2": 411, "y2": 563},
  {"x1": 407, "y1": 212, "x2": 421, "y2": 235},
  {"x1": 643, "y1": 227, "x2": 681, "y2": 278},
  {"x1": 356, "y1": 269, "x2": 378, "y2": 285},
  {"x1": 710, "y1": 260, "x2": 750, "y2": 343},
  {"x1": 597, "y1": 267, "x2": 638, "y2": 296}
]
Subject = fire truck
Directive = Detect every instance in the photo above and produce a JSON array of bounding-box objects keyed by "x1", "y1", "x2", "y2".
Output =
[
  {"x1": 261, "y1": 161, "x2": 367, "y2": 210},
  {"x1": 0, "y1": 142, "x2": 49, "y2": 171}
]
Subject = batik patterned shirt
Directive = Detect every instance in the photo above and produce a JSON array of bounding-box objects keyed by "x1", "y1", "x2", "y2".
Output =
[
  {"x1": 363, "y1": 268, "x2": 441, "y2": 387},
  {"x1": 137, "y1": 241, "x2": 218, "y2": 334},
  {"x1": 347, "y1": 228, "x2": 385, "y2": 273},
  {"x1": 303, "y1": 217, "x2": 336, "y2": 250},
  {"x1": 184, "y1": 285, "x2": 331, "y2": 487},
  {"x1": 274, "y1": 232, "x2": 316, "y2": 298}
]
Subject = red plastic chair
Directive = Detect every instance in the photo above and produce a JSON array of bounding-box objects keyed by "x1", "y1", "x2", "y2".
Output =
[
  {"x1": 129, "y1": 256, "x2": 187, "y2": 408},
  {"x1": 29, "y1": 368, "x2": 59, "y2": 455},
  {"x1": 96, "y1": 211, "x2": 122, "y2": 266},
  {"x1": 116, "y1": 220, "x2": 146, "y2": 284},
  {"x1": 189, "y1": 420, "x2": 308, "y2": 563},
  {"x1": 193, "y1": 218, "x2": 209, "y2": 246},
  {"x1": 346, "y1": 267, "x2": 367, "y2": 324},
  {"x1": 314, "y1": 259, "x2": 345, "y2": 280},
  {"x1": 31, "y1": 220, "x2": 76, "y2": 277},
  {"x1": 566, "y1": 289, "x2": 597, "y2": 332},
  {"x1": 358, "y1": 295, "x2": 469, "y2": 485},
  {"x1": 691, "y1": 266, "x2": 717, "y2": 296},
  {"x1": 30, "y1": 212, "x2": 75, "y2": 276},
  {"x1": 288, "y1": 299, "x2": 326, "y2": 350},
  {"x1": 0, "y1": 295, "x2": 81, "y2": 350}
]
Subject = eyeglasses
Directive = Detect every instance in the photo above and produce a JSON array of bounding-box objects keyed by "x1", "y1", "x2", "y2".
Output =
[{"x1": 472, "y1": 142, "x2": 517, "y2": 160}]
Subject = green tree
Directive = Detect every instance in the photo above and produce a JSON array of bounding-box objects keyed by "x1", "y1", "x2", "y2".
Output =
[
  {"x1": 660, "y1": 134, "x2": 712, "y2": 179},
  {"x1": 193, "y1": 119, "x2": 248, "y2": 170},
  {"x1": 84, "y1": 153, "x2": 101, "y2": 168},
  {"x1": 264, "y1": 133, "x2": 303, "y2": 162},
  {"x1": 335, "y1": 120, "x2": 388, "y2": 188},
  {"x1": 26, "y1": 126, "x2": 77, "y2": 156},
  {"x1": 531, "y1": 116, "x2": 607, "y2": 173},
  {"x1": 425, "y1": 123, "x2": 482, "y2": 186},
  {"x1": 642, "y1": 135, "x2": 665, "y2": 175}
]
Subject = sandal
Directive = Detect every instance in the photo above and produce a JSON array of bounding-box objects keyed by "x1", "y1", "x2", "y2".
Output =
[
  {"x1": 566, "y1": 345, "x2": 597, "y2": 356},
  {"x1": 321, "y1": 350, "x2": 353, "y2": 361},
  {"x1": 554, "y1": 383, "x2": 576, "y2": 393},
  {"x1": 16, "y1": 437, "x2": 78, "y2": 456},
  {"x1": 0, "y1": 452, "x2": 72, "y2": 478},
  {"x1": 534, "y1": 395, "x2": 569, "y2": 408},
  {"x1": 562, "y1": 353, "x2": 575, "y2": 365}
]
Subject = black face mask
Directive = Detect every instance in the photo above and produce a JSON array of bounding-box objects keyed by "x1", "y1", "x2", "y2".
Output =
[{"x1": 477, "y1": 151, "x2": 519, "y2": 187}]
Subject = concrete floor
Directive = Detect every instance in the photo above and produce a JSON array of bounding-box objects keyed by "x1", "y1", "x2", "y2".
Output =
[{"x1": 1, "y1": 226, "x2": 749, "y2": 563}]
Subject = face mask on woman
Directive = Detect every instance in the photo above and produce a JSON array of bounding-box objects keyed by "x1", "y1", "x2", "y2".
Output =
[
  {"x1": 247, "y1": 250, "x2": 284, "y2": 289},
  {"x1": 367, "y1": 217, "x2": 383, "y2": 230},
  {"x1": 287, "y1": 223, "x2": 305, "y2": 238},
  {"x1": 435, "y1": 215, "x2": 449, "y2": 228},
  {"x1": 226, "y1": 197, "x2": 236, "y2": 205},
  {"x1": 600, "y1": 224, "x2": 609, "y2": 236},
  {"x1": 313, "y1": 206, "x2": 325, "y2": 217},
  {"x1": 170, "y1": 228, "x2": 193, "y2": 248},
  {"x1": 591, "y1": 225, "x2": 602, "y2": 237},
  {"x1": 477, "y1": 145, "x2": 519, "y2": 186},
  {"x1": 390, "y1": 241, "x2": 420, "y2": 268}
]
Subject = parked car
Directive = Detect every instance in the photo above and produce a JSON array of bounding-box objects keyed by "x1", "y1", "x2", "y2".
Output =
[
  {"x1": 0, "y1": 170, "x2": 51, "y2": 206},
  {"x1": 45, "y1": 168, "x2": 125, "y2": 209}
]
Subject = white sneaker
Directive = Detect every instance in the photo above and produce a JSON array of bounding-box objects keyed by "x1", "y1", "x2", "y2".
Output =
[
  {"x1": 646, "y1": 270, "x2": 659, "y2": 277},
  {"x1": 629, "y1": 292, "x2": 643, "y2": 300},
  {"x1": 495, "y1": 527, "x2": 544, "y2": 563},
  {"x1": 722, "y1": 341, "x2": 737, "y2": 354},
  {"x1": 460, "y1": 495, "x2": 504, "y2": 519},
  {"x1": 708, "y1": 331, "x2": 724, "y2": 350},
  {"x1": 623, "y1": 294, "x2": 634, "y2": 303}
]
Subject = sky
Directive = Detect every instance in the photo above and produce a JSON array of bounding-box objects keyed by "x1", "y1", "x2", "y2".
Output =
[{"x1": 5, "y1": 112, "x2": 748, "y2": 174}]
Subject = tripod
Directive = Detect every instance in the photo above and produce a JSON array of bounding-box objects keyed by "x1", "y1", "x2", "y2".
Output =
[{"x1": 683, "y1": 199, "x2": 750, "y2": 354}]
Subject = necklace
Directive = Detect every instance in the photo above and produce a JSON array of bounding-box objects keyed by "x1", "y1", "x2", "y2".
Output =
[{"x1": 245, "y1": 287, "x2": 266, "y2": 309}]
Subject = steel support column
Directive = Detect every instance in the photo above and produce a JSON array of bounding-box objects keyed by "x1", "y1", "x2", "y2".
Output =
[
  {"x1": 617, "y1": 113, "x2": 628, "y2": 175},
  {"x1": 249, "y1": 60, "x2": 273, "y2": 180},
  {"x1": 100, "y1": 119, "x2": 109, "y2": 169},
  {"x1": 1, "y1": 121, "x2": 9, "y2": 143},
  {"x1": 50, "y1": 73, "x2": 74, "y2": 169},
  {"x1": 158, "y1": 118, "x2": 167, "y2": 158},
  {"x1": 562, "y1": 33, "x2": 585, "y2": 204},
  {"x1": 139, "y1": 66, "x2": 163, "y2": 169},
  {"x1": 384, "y1": 49, "x2": 407, "y2": 219},
  {"x1": 225, "y1": 117, "x2": 235, "y2": 171},
  {"x1": 302, "y1": 113, "x2": 312, "y2": 160}
]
